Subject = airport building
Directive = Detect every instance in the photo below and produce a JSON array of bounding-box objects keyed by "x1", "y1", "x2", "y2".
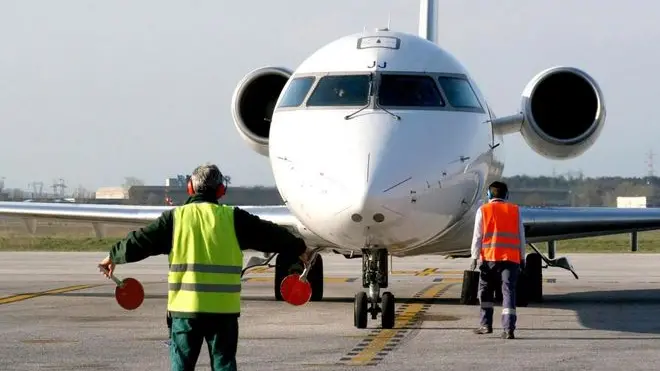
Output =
[{"x1": 94, "y1": 178, "x2": 285, "y2": 206}]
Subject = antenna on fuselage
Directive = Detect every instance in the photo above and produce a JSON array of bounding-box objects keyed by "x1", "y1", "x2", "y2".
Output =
[
  {"x1": 418, "y1": 0, "x2": 438, "y2": 44},
  {"x1": 387, "y1": 12, "x2": 391, "y2": 30}
]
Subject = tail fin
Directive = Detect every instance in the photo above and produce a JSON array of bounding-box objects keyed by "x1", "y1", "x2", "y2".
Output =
[{"x1": 418, "y1": 0, "x2": 438, "y2": 43}]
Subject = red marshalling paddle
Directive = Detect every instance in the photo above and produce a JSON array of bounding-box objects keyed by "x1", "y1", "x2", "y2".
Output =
[
  {"x1": 99, "y1": 265, "x2": 145, "y2": 310},
  {"x1": 279, "y1": 249, "x2": 321, "y2": 306}
]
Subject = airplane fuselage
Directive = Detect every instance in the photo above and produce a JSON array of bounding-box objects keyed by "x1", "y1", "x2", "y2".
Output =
[{"x1": 267, "y1": 30, "x2": 505, "y2": 257}]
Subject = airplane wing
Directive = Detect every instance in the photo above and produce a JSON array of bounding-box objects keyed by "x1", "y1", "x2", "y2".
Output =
[
  {"x1": 5, "y1": 202, "x2": 658, "y2": 248},
  {"x1": 0, "y1": 201, "x2": 330, "y2": 246},
  {"x1": 521, "y1": 206, "x2": 660, "y2": 243}
]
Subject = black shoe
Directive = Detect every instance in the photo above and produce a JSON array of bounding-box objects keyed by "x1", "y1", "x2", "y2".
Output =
[
  {"x1": 473, "y1": 326, "x2": 493, "y2": 334},
  {"x1": 501, "y1": 330, "x2": 515, "y2": 339}
]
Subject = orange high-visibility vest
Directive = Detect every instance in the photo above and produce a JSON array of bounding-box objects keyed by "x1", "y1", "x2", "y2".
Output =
[{"x1": 480, "y1": 201, "x2": 522, "y2": 263}]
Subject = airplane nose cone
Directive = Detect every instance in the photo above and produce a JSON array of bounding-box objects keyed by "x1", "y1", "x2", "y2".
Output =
[
  {"x1": 330, "y1": 165, "x2": 416, "y2": 249},
  {"x1": 347, "y1": 181, "x2": 404, "y2": 227},
  {"x1": 349, "y1": 208, "x2": 388, "y2": 226}
]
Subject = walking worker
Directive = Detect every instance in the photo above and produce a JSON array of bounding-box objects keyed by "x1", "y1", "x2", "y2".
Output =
[
  {"x1": 98, "y1": 163, "x2": 314, "y2": 370},
  {"x1": 469, "y1": 181, "x2": 526, "y2": 339}
]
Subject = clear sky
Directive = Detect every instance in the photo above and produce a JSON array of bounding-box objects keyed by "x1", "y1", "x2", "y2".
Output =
[{"x1": 0, "y1": 0, "x2": 657, "y2": 191}]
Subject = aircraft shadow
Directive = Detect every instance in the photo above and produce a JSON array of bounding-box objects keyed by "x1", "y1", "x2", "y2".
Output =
[
  {"x1": 52, "y1": 288, "x2": 660, "y2": 335},
  {"x1": 411, "y1": 288, "x2": 660, "y2": 337},
  {"x1": 524, "y1": 288, "x2": 660, "y2": 335}
]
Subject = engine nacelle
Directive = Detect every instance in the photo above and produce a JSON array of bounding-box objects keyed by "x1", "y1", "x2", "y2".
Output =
[
  {"x1": 519, "y1": 66, "x2": 606, "y2": 159},
  {"x1": 231, "y1": 66, "x2": 293, "y2": 157},
  {"x1": 493, "y1": 67, "x2": 606, "y2": 160}
]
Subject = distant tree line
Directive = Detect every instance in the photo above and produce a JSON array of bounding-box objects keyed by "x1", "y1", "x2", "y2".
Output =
[
  {"x1": 502, "y1": 175, "x2": 660, "y2": 207},
  {"x1": 3, "y1": 175, "x2": 660, "y2": 207}
]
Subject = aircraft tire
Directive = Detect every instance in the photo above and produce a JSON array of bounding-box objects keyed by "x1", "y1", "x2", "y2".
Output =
[
  {"x1": 381, "y1": 291, "x2": 395, "y2": 329},
  {"x1": 309, "y1": 254, "x2": 324, "y2": 302},
  {"x1": 274, "y1": 253, "x2": 324, "y2": 301},
  {"x1": 526, "y1": 252, "x2": 543, "y2": 303},
  {"x1": 274, "y1": 253, "x2": 300, "y2": 301},
  {"x1": 354, "y1": 292, "x2": 368, "y2": 329},
  {"x1": 517, "y1": 252, "x2": 543, "y2": 306}
]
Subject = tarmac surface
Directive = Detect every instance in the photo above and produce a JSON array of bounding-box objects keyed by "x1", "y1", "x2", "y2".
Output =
[{"x1": 2, "y1": 252, "x2": 660, "y2": 370}]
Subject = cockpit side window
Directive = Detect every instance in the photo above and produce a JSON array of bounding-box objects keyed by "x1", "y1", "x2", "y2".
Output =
[
  {"x1": 378, "y1": 74, "x2": 445, "y2": 107},
  {"x1": 277, "y1": 76, "x2": 316, "y2": 108},
  {"x1": 306, "y1": 75, "x2": 371, "y2": 106},
  {"x1": 437, "y1": 76, "x2": 483, "y2": 110}
]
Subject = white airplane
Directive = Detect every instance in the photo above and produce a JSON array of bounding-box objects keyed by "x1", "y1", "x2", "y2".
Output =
[{"x1": 1, "y1": 0, "x2": 660, "y2": 330}]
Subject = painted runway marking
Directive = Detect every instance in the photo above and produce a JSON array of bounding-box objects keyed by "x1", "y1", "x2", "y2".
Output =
[
  {"x1": 241, "y1": 275, "x2": 557, "y2": 285},
  {"x1": 432, "y1": 277, "x2": 557, "y2": 284},
  {"x1": 393, "y1": 269, "x2": 463, "y2": 276},
  {"x1": 246, "y1": 267, "x2": 272, "y2": 274},
  {"x1": 414, "y1": 268, "x2": 438, "y2": 276},
  {"x1": 390, "y1": 270, "x2": 419, "y2": 275},
  {"x1": 243, "y1": 267, "x2": 469, "y2": 277},
  {"x1": 432, "y1": 277, "x2": 463, "y2": 283},
  {"x1": 336, "y1": 282, "x2": 456, "y2": 367},
  {"x1": 241, "y1": 277, "x2": 357, "y2": 283},
  {"x1": 0, "y1": 284, "x2": 99, "y2": 306}
]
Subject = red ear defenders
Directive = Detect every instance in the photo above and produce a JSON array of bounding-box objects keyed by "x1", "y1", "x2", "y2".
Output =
[{"x1": 187, "y1": 176, "x2": 226, "y2": 199}]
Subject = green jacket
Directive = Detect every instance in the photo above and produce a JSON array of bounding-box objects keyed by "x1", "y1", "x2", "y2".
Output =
[{"x1": 109, "y1": 194, "x2": 308, "y2": 265}]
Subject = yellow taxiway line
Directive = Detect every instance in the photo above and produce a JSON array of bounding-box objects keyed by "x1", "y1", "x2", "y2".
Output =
[{"x1": 0, "y1": 284, "x2": 99, "y2": 306}]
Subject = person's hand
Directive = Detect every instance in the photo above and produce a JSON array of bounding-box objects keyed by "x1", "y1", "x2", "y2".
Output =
[
  {"x1": 98, "y1": 255, "x2": 115, "y2": 278},
  {"x1": 470, "y1": 259, "x2": 478, "y2": 271}
]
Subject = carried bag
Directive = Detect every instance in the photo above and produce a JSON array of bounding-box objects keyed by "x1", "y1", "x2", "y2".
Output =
[{"x1": 460, "y1": 269, "x2": 480, "y2": 305}]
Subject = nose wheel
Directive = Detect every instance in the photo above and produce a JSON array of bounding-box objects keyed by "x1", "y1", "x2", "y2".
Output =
[
  {"x1": 354, "y1": 292, "x2": 368, "y2": 328},
  {"x1": 353, "y1": 248, "x2": 395, "y2": 329},
  {"x1": 381, "y1": 292, "x2": 395, "y2": 328}
]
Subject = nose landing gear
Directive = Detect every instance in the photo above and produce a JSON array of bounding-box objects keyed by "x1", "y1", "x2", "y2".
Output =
[{"x1": 353, "y1": 247, "x2": 395, "y2": 329}]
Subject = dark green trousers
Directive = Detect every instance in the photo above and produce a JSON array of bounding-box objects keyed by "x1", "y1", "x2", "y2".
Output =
[{"x1": 169, "y1": 316, "x2": 238, "y2": 371}]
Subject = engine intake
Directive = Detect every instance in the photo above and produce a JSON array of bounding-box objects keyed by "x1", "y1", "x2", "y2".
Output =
[
  {"x1": 231, "y1": 66, "x2": 292, "y2": 157},
  {"x1": 519, "y1": 66, "x2": 606, "y2": 159},
  {"x1": 492, "y1": 67, "x2": 606, "y2": 160}
]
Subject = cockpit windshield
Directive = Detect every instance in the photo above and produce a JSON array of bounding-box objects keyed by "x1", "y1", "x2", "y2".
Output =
[
  {"x1": 278, "y1": 76, "x2": 315, "y2": 108},
  {"x1": 378, "y1": 74, "x2": 445, "y2": 107},
  {"x1": 306, "y1": 75, "x2": 371, "y2": 106},
  {"x1": 437, "y1": 76, "x2": 482, "y2": 109}
]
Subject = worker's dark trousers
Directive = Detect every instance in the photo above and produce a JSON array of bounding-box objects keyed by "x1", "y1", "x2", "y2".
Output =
[
  {"x1": 478, "y1": 261, "x2": 520, "y2": 331},
  {"x1": 169, "y1": 316, "x2": 239, "y2": 371}
]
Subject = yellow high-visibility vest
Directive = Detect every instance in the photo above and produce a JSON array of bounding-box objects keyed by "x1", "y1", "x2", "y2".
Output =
[{"x1": 167, "y1": 202, "x2": 243, "y2": 316}]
